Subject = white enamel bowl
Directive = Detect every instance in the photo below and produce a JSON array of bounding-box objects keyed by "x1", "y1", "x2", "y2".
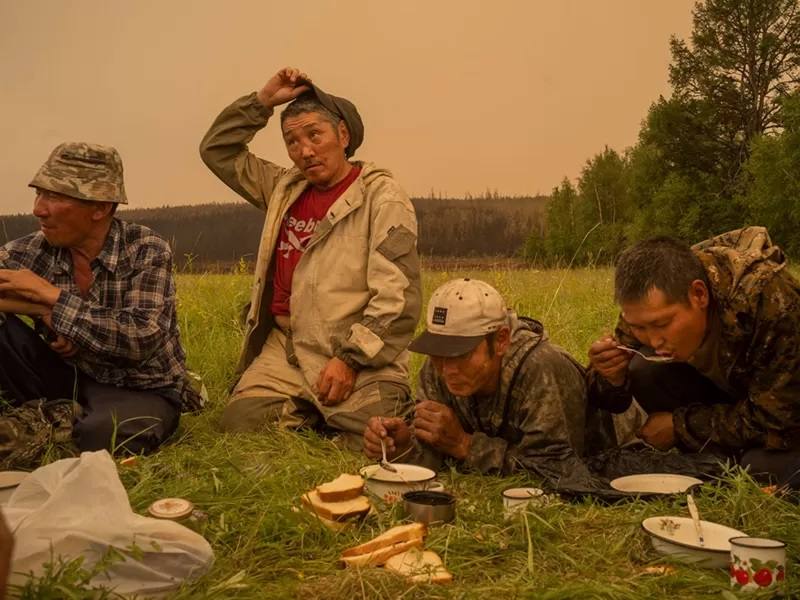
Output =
[
  {"x1": 642, "y1": 516, "x2": 747, "y2": 568},
  {"x1": 359, "y1": 464, "x2": 442, "y2": 504}
]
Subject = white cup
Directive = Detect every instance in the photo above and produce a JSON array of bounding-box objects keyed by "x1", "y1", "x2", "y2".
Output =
[
  {"x1": 729, "y1": 536, "x2": 786, "y2": 591},
  {"x1": 502, "y1": 487, "x2": 547, "y2": 518}
]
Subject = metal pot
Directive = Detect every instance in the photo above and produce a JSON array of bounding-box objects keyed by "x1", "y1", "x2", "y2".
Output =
[{"x1": 402, "y1": 490, "x2": 456, "y2": 525}]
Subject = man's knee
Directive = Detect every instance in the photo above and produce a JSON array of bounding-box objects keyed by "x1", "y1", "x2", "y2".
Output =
[
  {"x1": 324, "y1": 382, "x2": 411, "y2": 441},
  {"x1": 221, "y1": 396, "x2": 285, "y2": 433},
  {"x1": 75, "y1": 409, "x2": 176, "y2": 454}
]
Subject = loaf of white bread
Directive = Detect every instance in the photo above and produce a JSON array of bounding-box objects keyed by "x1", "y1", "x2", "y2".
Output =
[
  {"x1": 302, "y1": 474, "x2": 370, "y2": 522},
  {"x1": 340, "y1": 522, "x2": 426, "y2": 567},
  {"x1": 385, "y1": 548, "x2": 453, "y2": 584}
]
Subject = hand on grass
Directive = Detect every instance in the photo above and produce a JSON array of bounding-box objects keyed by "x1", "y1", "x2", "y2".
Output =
[
  {"x1": 588, "y1": 335, "x2": 631, "y2": 387},
  {"x1": 363, "y1": 416, "x2": 412, "y2": 460},
  {"x1": 413, "y1": 400, "x2": 472, "y2": 460}
]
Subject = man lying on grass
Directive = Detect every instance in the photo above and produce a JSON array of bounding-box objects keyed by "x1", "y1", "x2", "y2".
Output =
[
  {"x1": 0, "y1": 142, "x2": 201, "y2": 468},
  {"x1": 200, "y1": 67, "x2": 420, "y2": 450},
  {"x1": 587, "y1": 227, "x2": 800, "y2": 489},
  {"x1": 364, "y1": 278, "x2": 615, "y2": 481}
]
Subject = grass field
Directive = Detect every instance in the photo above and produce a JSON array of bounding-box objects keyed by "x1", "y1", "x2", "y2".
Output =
[{"x1": 24, "y1": 267, "x2": 800, "y2": 599}]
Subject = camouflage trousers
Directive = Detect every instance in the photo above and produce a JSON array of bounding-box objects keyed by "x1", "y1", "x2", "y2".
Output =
[{"x1": 0, "y1": 398, "x2": 79, "y2": 470}]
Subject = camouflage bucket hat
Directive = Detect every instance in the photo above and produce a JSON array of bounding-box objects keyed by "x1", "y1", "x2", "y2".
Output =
[{"x1": 29, "y1": 142, "x2": 127, "y2": 204}]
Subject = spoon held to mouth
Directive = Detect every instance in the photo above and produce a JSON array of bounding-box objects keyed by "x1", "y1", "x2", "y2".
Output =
[{"x1": 616, "y1": 345, "x2": 675, "y2": 363}]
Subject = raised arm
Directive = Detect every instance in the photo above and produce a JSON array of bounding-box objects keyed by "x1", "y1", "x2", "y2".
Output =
[{"x1": 199, "y1": 68, "x2": 310, "y2": 208}]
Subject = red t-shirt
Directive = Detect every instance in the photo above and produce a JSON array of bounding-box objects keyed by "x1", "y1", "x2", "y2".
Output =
[{"x1": 271, "y1": 165, "x2": 361, "y2": 316}]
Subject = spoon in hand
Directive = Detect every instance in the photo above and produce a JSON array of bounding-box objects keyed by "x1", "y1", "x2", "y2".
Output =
[
  {"x1": 379, "y1": 438, "x2": 398, "y2": 473},
  {"x1": 616, "y1": 345, "x2": 675, "y2": 363}
]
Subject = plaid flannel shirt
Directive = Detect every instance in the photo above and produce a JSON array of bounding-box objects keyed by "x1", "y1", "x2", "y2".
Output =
[{"x1": 0, "y1": 219, "x2": 189, "y2": 406}]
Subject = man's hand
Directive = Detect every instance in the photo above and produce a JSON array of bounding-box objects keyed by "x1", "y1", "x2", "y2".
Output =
[
  {"x1": 638, "y1": 412, "x2": 676, "y2": 450},
  {"x1": 49, "y1": 333, "x2": 78, "y2": 358},
  {"x1": 0, "y1": 269, "x2": 60, "y2": 307},
  {"x1": 413, "y1": 400, "x2": 472, "y2": 460},
  {"x1": 257, "y1": 67, "x2": 312, "y2": 109},
  {"x1": 364, "y1": 416, "x2": 412, "y2": 461},
  {"x1": 315, "y1": 357, "x2": 356, "y2": 406},
  {"x1": 588, "y1": 335, "x2": 631, "y2": 387}
]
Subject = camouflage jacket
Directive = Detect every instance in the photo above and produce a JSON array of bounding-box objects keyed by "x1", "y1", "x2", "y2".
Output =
[
  {"x1": 408, "y1": 315, "x2": 603, "y2": 480},
  {"x1": 588, "y1": 227, "x2": 800, "y2": 452}
]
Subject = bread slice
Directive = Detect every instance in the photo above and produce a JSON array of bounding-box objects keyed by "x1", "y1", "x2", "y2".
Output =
[
  {"x1": 385, "y1": 548, "x2": 453, "y2": 584},
  {"x1": 316, "y1": 474, "x2": 364, "y2": 502},
  {"x1": 339, "y1": 522, "x2": 427, "y2": 568},
  {"x1": 341, "y1": 523, "x2": 426, "y2": 558},
  {"x1": 340, "y1": 538, "x2": 424, "y2": 568},
  {"x1": 301, "y1": 490, "x2": 371, "y2": 522}
]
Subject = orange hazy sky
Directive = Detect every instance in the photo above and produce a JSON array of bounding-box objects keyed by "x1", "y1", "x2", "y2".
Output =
[{"x1": 0, "y1": 0, "x2": 696, "y2": 215}]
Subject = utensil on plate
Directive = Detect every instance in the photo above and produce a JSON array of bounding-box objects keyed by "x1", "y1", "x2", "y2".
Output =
[
  {"x1": 616, "y1": 345, "x2": 675, "y2": 363},
  {"x1": 641, "y1": 516, "x2": 746, "y2": 568},
  {"x1": 379, "y1": 438, "x2": 398, "y2": 473},
  {"x1": 687, "y1": 493, "x2": 705, "y2": 547}
]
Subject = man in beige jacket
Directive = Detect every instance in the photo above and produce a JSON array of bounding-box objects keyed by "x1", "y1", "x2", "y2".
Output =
[{"x1": 200, "y1": 67, "x2": 421, "y2": 449}]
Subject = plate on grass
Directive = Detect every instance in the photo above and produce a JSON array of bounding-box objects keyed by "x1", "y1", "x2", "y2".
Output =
[
  {"x1": 642, "y1": 516, "x2": 746, "y2": 568},
  {"x1": 610, "y1": 473, "x2": 703, "y2": 495}
]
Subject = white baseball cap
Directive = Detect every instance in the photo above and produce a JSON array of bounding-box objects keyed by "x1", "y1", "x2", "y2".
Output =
[{"x1": 409, "y1": 278, "x2": 508, "y2": 357}]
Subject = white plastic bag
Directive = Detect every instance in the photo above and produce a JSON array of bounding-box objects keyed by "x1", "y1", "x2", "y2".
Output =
[{"x1": 5, "y1": 450, "x2": 213, "y2": 595}]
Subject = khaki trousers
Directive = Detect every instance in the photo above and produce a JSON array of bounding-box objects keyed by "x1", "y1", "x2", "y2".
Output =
[{"x1": 222, "y1": 329, "x2": 411, "y2": 450}]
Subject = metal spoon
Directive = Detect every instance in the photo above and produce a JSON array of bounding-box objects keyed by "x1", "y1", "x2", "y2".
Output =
[
  {"x1": 379, "y1": 438, "x2": 398, "y2": 473},
  {"x1": 616, "y1": 345, "x2": 675, "y2": 363},
  {"x1": 687, "y1": 493, "x2": 705, "y2": 546}
]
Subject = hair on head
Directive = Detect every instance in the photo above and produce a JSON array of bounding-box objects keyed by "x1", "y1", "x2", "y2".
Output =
[
  {"x1": 280, "y1": 97, "x2": 342, "y2": 131},
  {"x1": 614, "y1": 236, "x2": 708, "y2": 305}
]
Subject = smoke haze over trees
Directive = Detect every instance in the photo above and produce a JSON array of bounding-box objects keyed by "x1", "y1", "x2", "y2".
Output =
[{"x1": 525, "y1": 0, "x2": 800, "y2": 263}]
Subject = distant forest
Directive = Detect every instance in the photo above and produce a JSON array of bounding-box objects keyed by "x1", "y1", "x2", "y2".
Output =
[{"x1": 0, "y1": 194, "x2": 547, "y2": 270}]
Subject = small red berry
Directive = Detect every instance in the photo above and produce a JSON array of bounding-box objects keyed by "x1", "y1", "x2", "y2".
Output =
[
  {"x1": 736, "y1": 569, "x2": 750, "y2": 586},
  {"x1": 777, "y1": 566, "x2": 785, "y2": 582},
  {"x1": 753, "y1": 568, "x2": 772, "y2": 587}
]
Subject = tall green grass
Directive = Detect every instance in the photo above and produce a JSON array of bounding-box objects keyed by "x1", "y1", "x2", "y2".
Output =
[{"x1": 23, "y1": 267, "x2": 800, "y2": 599}]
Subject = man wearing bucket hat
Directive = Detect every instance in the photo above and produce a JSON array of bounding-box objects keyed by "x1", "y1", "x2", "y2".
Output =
[
  {"x1": 364, "y1": 278, "x2": 610, "y2": 479},
  {"x1": 0, "y1": 142, "x2": 201, "y2": 468},
  {"x1": 200, "y1": 67, "x2": 420, "y2": 449}
]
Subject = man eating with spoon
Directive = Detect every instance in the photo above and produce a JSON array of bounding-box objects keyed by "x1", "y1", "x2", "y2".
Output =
[
  {"x1": 363, "y1": 278, "x2": 615, "y2": 482},
  {"x1": 587, "y1": 228, "x2": 800, "y2": 488}
]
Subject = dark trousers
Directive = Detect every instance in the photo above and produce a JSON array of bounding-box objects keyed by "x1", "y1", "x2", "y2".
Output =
[
  {"x1": 0, "y1": 314, "x2": 179, "y2": 455},
  {"x1": 629, "y1": 355, "x2": 800, "y2": 489}
]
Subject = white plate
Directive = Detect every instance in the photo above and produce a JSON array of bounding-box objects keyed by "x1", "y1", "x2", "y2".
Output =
[
  {"x1": 642, "y1": 515, "x2": 747, "y2": 568},
  {"x1": 610, "y1": 473, "x2": 703, "y2": 494},
  {"x1": 0, "y1": 471, "x2": 29, "y2": 489}
]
